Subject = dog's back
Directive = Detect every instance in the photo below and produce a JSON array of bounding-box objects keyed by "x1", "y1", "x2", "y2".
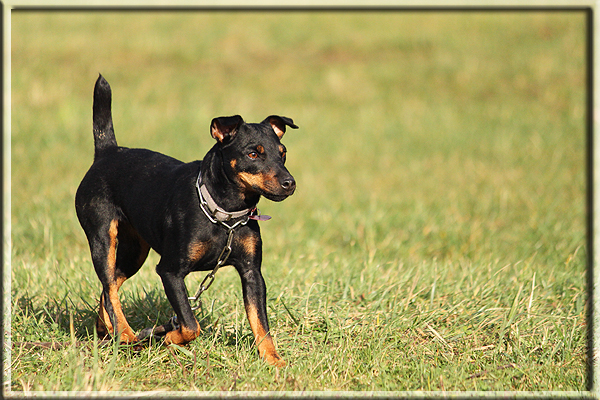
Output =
[{"x1": 76, "y1": 75, "x2": 199, "y2": 253}]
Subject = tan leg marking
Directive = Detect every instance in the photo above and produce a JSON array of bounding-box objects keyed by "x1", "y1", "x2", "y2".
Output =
[
  {"x1": 245, "y1": 303, "x2": 286, "y2": 367},
  {"x1": 97, "y1": 219, "x2": 138, "y2": 343}
]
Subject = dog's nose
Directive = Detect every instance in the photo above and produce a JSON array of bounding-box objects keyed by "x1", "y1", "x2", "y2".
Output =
[{"x1": 281, "y1": 178, "x2": 296, "y2": 192}]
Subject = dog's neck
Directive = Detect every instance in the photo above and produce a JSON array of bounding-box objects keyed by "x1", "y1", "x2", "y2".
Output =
[{"x1": 200, "y1": 147, "x2": 261, "y2": 213}]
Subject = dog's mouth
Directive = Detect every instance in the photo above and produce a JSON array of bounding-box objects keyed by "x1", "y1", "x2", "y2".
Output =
[
  {"x1": 265, "y1": 176, "x2": 295, "y2": 201},
  {"x1": 263, "y1": 190, "x2": 294, "y2": 202}
]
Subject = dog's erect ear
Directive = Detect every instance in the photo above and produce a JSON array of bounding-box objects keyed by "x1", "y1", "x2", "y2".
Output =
[
  {"x1": 262, "y1": 115, "x2": 298, "y2": 139},
  {"x1": 211, "y1": 115, "x2": 244, "y2": 143}
]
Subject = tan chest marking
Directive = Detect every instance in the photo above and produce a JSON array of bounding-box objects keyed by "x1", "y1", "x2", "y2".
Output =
[
  {"x1": 238, "y1": 234, "x2": 258, "y2": 257},
  {"x1": 188, "y1": 240, "x2": 210, "y2": 263}
]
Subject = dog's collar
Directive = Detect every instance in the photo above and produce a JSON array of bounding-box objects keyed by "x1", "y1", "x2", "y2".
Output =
[{"x1": 196, "y1": 171, "x2": 271, "y2": 224}]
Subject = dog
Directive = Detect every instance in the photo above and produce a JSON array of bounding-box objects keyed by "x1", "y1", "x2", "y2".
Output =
[{"x1": 75, "y1": 75, "x2": 297, "y2": 367}]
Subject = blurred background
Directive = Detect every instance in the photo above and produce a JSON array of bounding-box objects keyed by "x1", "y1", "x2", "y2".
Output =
[{"x1": 11, "y1": 11, "x2": 587, "y2": 265}]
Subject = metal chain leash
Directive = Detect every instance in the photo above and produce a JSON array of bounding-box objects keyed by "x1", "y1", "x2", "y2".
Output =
[
  {"x1": 187, "y1": 226, "x2": 237, "y2": 311},
  {"x1": 189, "y1": 176, "x2": 255, "y2": 312}
]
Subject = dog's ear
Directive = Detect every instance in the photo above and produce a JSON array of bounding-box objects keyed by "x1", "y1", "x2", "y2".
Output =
[
  {"x1": 211, "y1": 115, "x2": 244, "y2": 143},
  {"x1": 262, "y1": 115, "x2": 298, "y2": 139}
]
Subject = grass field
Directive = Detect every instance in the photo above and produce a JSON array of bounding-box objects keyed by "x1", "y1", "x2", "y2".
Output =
[{"x1": 8, "y1": 10, "x2": 589, "y2": 392}]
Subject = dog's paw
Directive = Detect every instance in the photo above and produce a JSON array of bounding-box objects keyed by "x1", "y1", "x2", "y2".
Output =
[
  {"x1": 164, "y1": 324, "x2": 201, "y2": 345},
  {"x1": 264, "y1": 352, "x2": 287, "y2": 367},
  {"x1": 119, "y1": 330, "x2": 139, "y2": 344}
]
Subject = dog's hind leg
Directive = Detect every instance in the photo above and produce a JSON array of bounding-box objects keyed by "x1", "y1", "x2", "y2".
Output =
[
  {"x1": 114, "y1": 220, "x2": 151, "y2": 279},
  {"x1": 93, "y1": 219, "x2": 149, "y2": 343}
]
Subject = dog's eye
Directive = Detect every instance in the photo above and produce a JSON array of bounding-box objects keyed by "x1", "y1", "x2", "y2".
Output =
[{"x1": 248, "y1": 152, "x2": 258, "y2": 160}]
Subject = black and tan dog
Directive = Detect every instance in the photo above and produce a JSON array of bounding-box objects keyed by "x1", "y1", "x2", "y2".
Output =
[{"x1": 75, "y1": 75, "x2": 297, "y2": 366}]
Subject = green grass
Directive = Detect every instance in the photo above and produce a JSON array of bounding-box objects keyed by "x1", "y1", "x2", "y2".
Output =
[{"x1": 9, "y1": 10, "x2": 588, "y2": 392}]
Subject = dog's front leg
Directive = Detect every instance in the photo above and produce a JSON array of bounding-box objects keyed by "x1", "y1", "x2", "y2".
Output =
[
  {"x1": 156, "y1": 268, "x2": 201, "y2": 345},
  {"x1": 238, "y1": 267, "x2": 286, "y2": 367}
]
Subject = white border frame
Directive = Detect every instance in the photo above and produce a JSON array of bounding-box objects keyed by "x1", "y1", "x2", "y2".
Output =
[{"x1": 2, "y1": 2, "x2": 596, "y2": 398}]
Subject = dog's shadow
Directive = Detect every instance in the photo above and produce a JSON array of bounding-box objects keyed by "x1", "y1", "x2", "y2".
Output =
[
  {"x1": 13, "y1": 288, "x2": 249, "y2": 347},
  {"x1": 124, "y1": 287, "x2": 246, "y2": 345}
]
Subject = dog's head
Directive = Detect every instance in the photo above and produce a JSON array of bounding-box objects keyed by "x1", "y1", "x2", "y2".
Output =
[{"x1": 210, "y1": 115, "x2": 298, "y2": 202}]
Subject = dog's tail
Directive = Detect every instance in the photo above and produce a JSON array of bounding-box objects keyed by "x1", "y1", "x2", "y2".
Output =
[{"x1": 92, "y1": 74, "x2": 118, "y2": 157}]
